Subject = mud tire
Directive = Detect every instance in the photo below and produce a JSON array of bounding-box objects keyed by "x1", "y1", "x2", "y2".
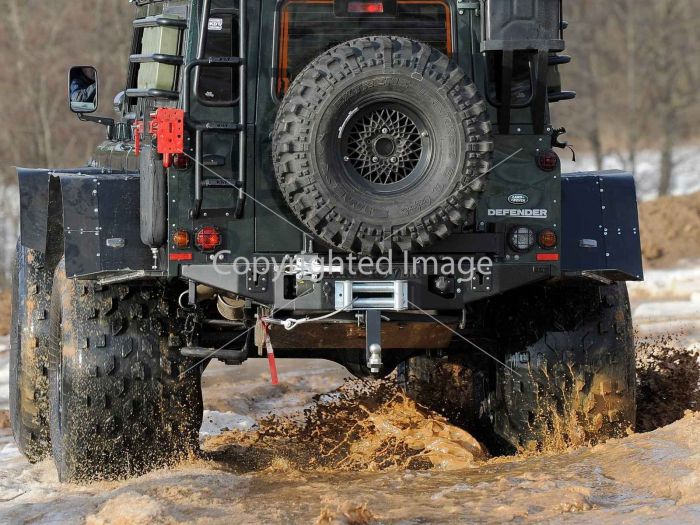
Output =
[
  {"x1": 9, "y1": 242, "x2": 52, "y2": 462},
  {"x1": 396, "y1": 353, "x2": 492, "y2": 442},
  {"x1": 492, "y1": 281, "x2": 636, "y2": 451},
  {"x1": 272, "y1": 36, "x2": 492, "y2": 254},
  {"x1": 398, "y1": 281, "x2": 636, "y2": 453},
  {"x1": 47, "y1": 261, "x2": 203, "y2": 482}
]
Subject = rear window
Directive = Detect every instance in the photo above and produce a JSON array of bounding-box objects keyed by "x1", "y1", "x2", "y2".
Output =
[{"x1": 277, "y1": 0, "x2": 452, "y2": 96}]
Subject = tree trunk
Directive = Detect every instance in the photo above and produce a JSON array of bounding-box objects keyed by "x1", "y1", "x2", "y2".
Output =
[{"x1": 658, "y1": 127, "x2": 674, "y2": 196}]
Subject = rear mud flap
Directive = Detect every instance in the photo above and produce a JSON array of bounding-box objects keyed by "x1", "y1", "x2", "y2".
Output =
[
  {"x1": 561, "y1": 170, "x2": 643, "y2": 281},
  {"x1": 17, "y1": 168, "x2": 154, "y2": 278}
]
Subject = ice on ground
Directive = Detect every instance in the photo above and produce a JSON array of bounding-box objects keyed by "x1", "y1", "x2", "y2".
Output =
[
  {"x1": 561, "y1": 144, "x2": 700, "y2": 201},
  {"x1": 629, "y1": 264, "x2": 700, "y2": 302},
  {"x1": 630, "y1": 261, "x2": 700, "y2": 350},
  {"x1": 199, "y1": 410, "x2": 255, "y2": 437}
]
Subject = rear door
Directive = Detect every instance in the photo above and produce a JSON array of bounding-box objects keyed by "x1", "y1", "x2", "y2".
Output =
[{"x1": 255, "y1": 0, "x2": 456, "y2": 253}]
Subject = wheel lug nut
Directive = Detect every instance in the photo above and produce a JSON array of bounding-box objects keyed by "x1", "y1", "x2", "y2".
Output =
[
  {"x1": 382, "y1": 128, "x2": 389, "y2": 134},
  {"x1": 344, "y1": 156, "x2": 350, "y2": 162},
  {"x1": 390, "y1": 157, "x2": 398, "y2": 163},
  {"x1": 372, "y1": 156, "x2": 379, "y2": 163}
]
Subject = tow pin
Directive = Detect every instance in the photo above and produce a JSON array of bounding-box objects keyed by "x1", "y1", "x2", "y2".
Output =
[{"x1": 368, "y1": 343, "x2": 383, "y2": 374}]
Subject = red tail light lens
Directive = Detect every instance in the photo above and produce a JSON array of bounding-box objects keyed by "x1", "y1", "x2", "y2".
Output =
[
  {"x1": 348, "y1": 1, "x2": 384, "y2": 13},
  {"x1": 172, "y1": 154, "x2": 190, "y2": 170},
  {"x1": 195, "y1": 226, "x2": 222, "y2": 252},
  {"x1": 538, "y1": 229, "x2": 558, "y2": 249},
  {"x1": 537, "y1": 150, "x2": 559, "y2": 171}
]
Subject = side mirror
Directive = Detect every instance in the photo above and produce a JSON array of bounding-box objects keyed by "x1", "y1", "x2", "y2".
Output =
[{"x1": 69, "y1": 66, "x2": 99, "y2": 114}]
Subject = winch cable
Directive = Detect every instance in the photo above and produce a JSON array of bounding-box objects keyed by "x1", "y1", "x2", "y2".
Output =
[{"x1": 261, "y1": 300, "x2": 358, "y2": 331}]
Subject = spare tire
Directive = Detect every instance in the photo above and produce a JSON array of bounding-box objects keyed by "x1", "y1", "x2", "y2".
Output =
[{"x1": 272, "y1": 36, "x2": 492, "y2": 255}]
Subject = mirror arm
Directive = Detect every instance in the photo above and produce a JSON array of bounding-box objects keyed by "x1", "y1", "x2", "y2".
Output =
[
  {"x1": 78, "y1": 114, "x2": 116, "y2": 140},
  {"x1": 78, "y1": 114, "x2": 115, "y2": 126}
]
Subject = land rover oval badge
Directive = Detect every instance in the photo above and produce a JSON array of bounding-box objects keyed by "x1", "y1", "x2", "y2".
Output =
[{"x1": 508, "y1": 193, "x2": 529, "y2": 205}]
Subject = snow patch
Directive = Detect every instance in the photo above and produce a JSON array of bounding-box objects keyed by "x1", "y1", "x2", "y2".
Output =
[
  {"x1": 199, "y1": 409, "x2": 256, "y2": 438},
  {"x1": 562, "y1": 144, "x2": 700, "y2": 200},
  {"x1": 0, "y1": 338, "x2": 9, "y2": 411}
]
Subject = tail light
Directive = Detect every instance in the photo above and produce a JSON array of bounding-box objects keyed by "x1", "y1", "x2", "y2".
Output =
[
  {"x1": 348, "y1": 1, "x2": 384, "y2": 13},
  {"x1": 172, "y1": 154, "x2": 191, "y2": 170},
  {"x1": 536, "y1": 150, "x2": 559, "y2": 171},
  {"x1": 172, "y1": 229, "x2": 190, "y2": 249},
  {"x1": 195, "y1": 226, "x2": 222, "y2": 252},
  {"x1": 538, "y1": 229, "x2": 558, "y2": 249}
]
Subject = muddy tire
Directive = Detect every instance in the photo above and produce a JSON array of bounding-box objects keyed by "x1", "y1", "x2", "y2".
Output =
[
  {"x1": 9, "y1": 242, "x2": 52, "y2": 462},
  {"x1": 273, "y1": 36, "x2": 492, "y2": 255},
  {"x1": 47, "y1": 261, "x2": 203, "y2": 482},
  {"x1": 492, "y1": 281, "x2": 636, "y2": 451},
  {"x1": 398, "y1": 281, "x2": 636, "y2": 453},
  {"x1": 396, "y1": 353, "x2": 492, "y2": 442}
]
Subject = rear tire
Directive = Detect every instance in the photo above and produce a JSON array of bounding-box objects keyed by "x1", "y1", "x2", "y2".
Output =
[
  {"x1": 493, "y1": 281, "x2": 636, "y2": 451},
  {"x1": 9, "y1": 242, "x2": 52, "y2": 462},
  {"x1": 399, "y1": 281, "x2": 636, "y2": 453},
  {"x1": 48, "y1": 261, "x2": 203, "y2": 482}
]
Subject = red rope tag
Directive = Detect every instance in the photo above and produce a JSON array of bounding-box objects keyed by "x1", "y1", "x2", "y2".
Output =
[{"x1": 263, "y1": 322, "x2": 279, "y2": 385}]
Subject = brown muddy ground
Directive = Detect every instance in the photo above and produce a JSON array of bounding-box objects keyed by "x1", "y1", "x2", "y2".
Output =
[{"x1": 639, "y1": 191, "x2": 700, "y2": 268}]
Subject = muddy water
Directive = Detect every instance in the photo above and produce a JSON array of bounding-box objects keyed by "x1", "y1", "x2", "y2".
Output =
[{"x1": 0, "y1": 354, "x2": 698, "y2": 525}]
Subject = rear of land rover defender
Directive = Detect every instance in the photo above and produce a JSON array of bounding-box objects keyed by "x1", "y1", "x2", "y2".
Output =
[{"x1": 11, "y1": 0, "x2": 643, "y2": 481}]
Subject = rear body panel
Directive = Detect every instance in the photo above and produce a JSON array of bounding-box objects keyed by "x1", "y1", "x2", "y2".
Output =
[{"x1": 17, "y1": 0, "x2": 643, "y2": 316}]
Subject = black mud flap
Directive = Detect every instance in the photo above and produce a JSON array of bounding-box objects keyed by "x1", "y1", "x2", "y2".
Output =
[
  {"x1": 561, "y1": 170, "x2": 643, "y2": 281},
  {"x1": 17, "y1": 168, "x2": 154, "y2": 279}
]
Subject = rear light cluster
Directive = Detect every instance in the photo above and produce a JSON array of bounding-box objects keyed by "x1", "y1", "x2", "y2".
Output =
[
  {"x1": 169, "y1": 226, "x2": 222, "y2": 261},
  {"x1": 508, "y1": 226, "x2": 558, "y2": 253}
]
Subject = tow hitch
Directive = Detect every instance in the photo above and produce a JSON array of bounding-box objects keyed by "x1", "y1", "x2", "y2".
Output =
[
  {"x1": 365, "y1": 309, "x2": 383, "y2": 374},
  {"x1": 335, "y1": 281, "x2": 408, "y2": 374}
]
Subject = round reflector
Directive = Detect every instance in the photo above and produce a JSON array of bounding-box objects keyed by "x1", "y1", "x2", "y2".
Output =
[{"x1": 195, "y1": 226, "x2": 222, "y2": 252}]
